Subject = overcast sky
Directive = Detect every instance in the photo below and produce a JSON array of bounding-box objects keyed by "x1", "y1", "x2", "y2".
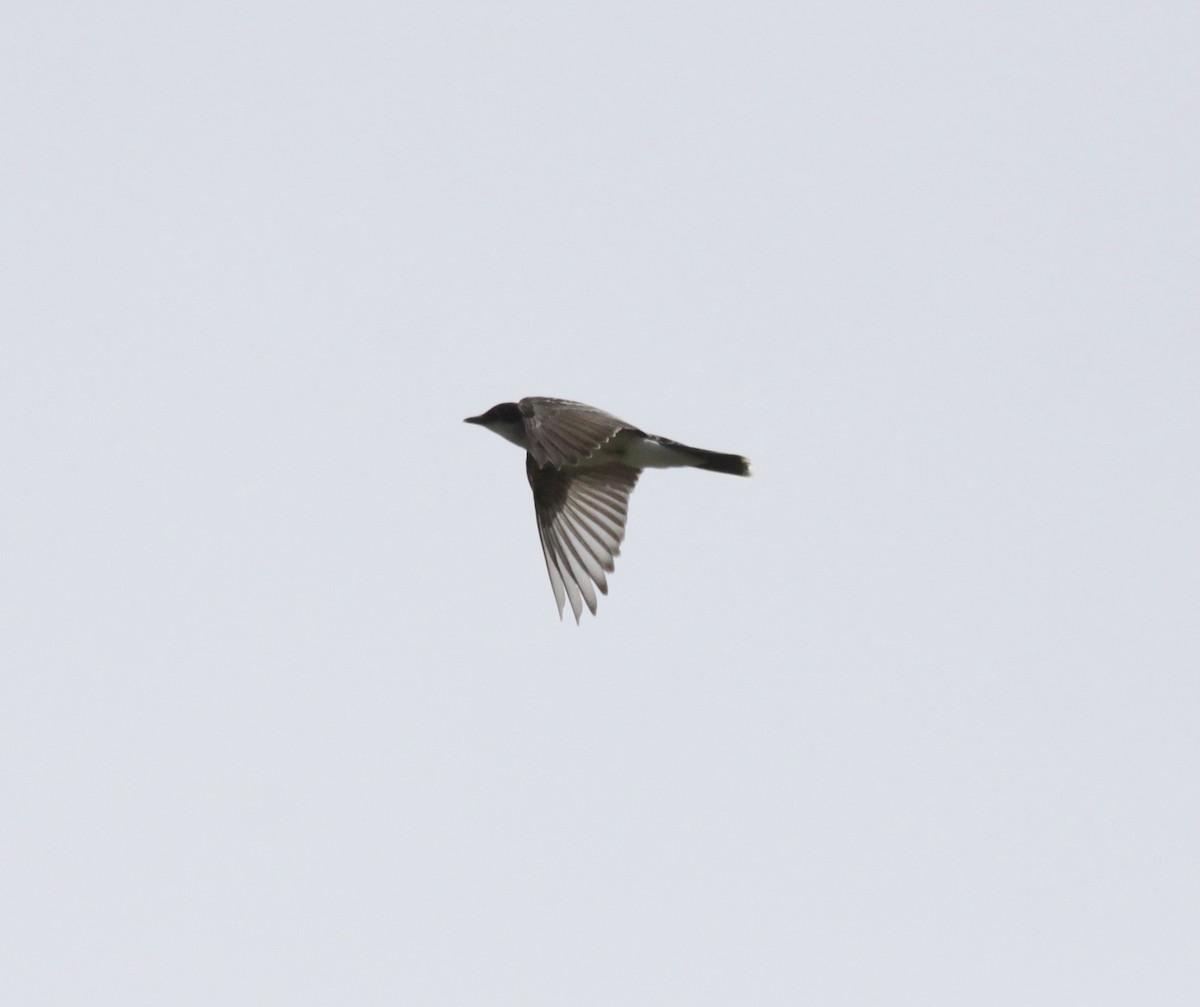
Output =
[{"x1": 2, "y1": 2, "x2": 1197, "y2": 1004}]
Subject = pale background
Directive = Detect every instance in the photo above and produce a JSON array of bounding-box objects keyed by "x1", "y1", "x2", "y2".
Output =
[{"x1": 2, "y1": 2, "x2": 1197, "y2": 1004}]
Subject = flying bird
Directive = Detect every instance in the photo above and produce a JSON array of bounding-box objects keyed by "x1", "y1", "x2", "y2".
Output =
[{"x1": 465, "y1": 397, "x2": 750, "y2": 621}]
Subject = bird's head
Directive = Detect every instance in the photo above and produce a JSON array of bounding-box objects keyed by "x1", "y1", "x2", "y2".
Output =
[{"x1": 464, "y1": 402, "x2": 526, "y2": 446}]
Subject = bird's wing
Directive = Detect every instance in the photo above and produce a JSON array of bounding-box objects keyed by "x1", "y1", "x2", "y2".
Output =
[
  {"x1": 527, "y1": 454, "x2": 640, "y2": 622},
  {"x1": 519, "y1": 397, "x2": 632, "y2": 468}
]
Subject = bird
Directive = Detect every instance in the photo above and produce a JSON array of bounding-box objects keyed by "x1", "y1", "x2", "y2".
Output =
[{"x1": 464, "y1": 397, "x2": 750, "y2": 621}]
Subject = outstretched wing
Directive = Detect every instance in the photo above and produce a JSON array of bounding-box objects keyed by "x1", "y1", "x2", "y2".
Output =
[
  {"x1": 527, "y1": 454, "x2": 640, "y2": 622},
  {"x1": 519, "y1": 397, "x2": 633, "y2": 469}
]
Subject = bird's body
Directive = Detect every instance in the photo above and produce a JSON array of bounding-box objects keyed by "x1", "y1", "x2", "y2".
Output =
[{"x1": 465, "y1": 397, "x2": 750, "y2": 621}]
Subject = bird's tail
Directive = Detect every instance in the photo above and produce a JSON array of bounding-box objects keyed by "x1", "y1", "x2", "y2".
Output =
[{"x1": 664, "y1": 439, "x2": 752, "y2": 476}]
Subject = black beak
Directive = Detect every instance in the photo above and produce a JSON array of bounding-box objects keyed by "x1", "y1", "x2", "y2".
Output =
[{"x1": 464, "y1": 414, "x2": 485, "y2": 425}]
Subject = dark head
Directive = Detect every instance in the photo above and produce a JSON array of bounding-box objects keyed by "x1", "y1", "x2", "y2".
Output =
[
  {"x1": 464, "y1": 402, "x2": 523, "y2": 427},
  {"x1": 464, "y1": 401, "x2": 528, "y2": 447}
]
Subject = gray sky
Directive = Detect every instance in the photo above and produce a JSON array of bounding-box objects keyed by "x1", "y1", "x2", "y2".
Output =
[{"x1": 2, "y1": 2, "x2": 1197, "y2": 1003}]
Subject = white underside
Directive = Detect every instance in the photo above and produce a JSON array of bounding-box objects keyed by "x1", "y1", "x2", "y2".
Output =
[
  {"x1": 621, "y1": 436, "x2": 697, "y2": 468},
  {"x1": 569, "y1": 433, "x2": 696, "y2": 469}
]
